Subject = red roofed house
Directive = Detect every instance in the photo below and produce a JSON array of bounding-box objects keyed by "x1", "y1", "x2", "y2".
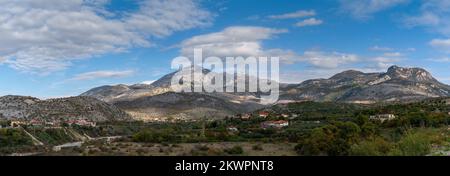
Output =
[
  {"x1": 259, "y1": 111, "x2": 270, "y2": 118},
  {"x1": 261, "y1": 120, "x2": 289, "y2": 129},
  {"x1": 241, "y1": 113, "x2": 252, "y2": 120}
]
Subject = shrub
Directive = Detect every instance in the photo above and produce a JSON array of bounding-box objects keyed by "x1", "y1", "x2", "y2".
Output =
[
  {"x1": 196, "y1": 145, "x2": 209, "y2": 151},
  {"x1": 296, "y1": 122, "x2": 361, "y2": 156},
  {"x1": 389, "y1": 130, "x2": 433, "y2": 156},
  {"x1": 350, "y1": 137, "x2": 392, "y2": 156},
  {"x1": 0, "y1": 129, "x2": 33, "y2": 148},
  {"x1": 224, "y1": 145, "x2": 244, "y2": 155},
  {"x1": 252, "y1": 144, "x2": 263, "y2": 151},
  {"x1": 132, "y1": 129, "x2": 176, "y2": 143}
]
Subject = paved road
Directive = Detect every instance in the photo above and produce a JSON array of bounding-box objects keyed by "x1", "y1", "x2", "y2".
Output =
[
  {"x1": 52, "y1": 135, "x2": 124, "y2": 152},
  {"x1": 52, "y1": 142, "x2": 83, "y2": 152}
]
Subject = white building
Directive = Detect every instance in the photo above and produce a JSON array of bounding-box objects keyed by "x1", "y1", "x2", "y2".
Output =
[
  {"x1": 369, "y1": 114, "x2": 396, "y2": 122},
  {"x1": 261, "y1": 120, "x2": 289, "y2": 129}
]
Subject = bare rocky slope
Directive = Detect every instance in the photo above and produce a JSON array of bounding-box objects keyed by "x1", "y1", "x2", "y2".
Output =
[
  {"x1": 0, "y1": 95, "x2": 131, "y2": 122},
  {"x1": 113, "y1": 92, "x2": 258, "y2": 121}
]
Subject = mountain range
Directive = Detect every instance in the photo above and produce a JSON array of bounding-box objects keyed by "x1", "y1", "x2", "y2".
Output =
[
  {"x1": 279, "y1": 66, "x2": 450, "y2": 104},
  {"x1": 1, "y1": 65, "x2": 449, "y2": 122},
  {"x1": 80, "y1": 65, "x2": 450, "y2": 121}
]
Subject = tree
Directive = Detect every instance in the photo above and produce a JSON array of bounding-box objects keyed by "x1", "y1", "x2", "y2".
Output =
[
  {"x1": 224, "y1": 145, "x2": 243, "y2": 155},
  {"x1": 389, "y1": 130, "x2": 432, "y2": 156},
  {"x1": 296, "y1": 125, "x2": 337, "y2": 156},
  {"x1": 355, "y1": 114, "x2": 368, "y2": 126},
  {"x1": 296, "y1": 122, "x2": 361, "y2": 156},
  {"x1": 361, "y1": 122, "x2": 377, "y2": 138}
]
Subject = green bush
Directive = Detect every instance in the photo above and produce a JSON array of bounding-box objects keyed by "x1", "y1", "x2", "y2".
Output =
[
  {"x1": 224, "y1": 145, "x2": 243, "y2": 155},
  {"x1": 252, "y1": 144, "x2": 263, "y2": 151},
  {"x1": 350, "y1": 137, "x2": 392, "y2": 156},
  {"x1": 389, "y1": 131, "x2": 432, "y2": 156},
  {"x1": 296, "y1": 122, "x2": 361, "y2": 156},
  {"x1": 0, "y1": 129, "x2": 33, "y2": 147},
  {"x1": 31, "y1": 128, "x2": 73, "y2": 145},
  {"x1": 132, "y1": 129, "x2": 177, "y2": 143}
]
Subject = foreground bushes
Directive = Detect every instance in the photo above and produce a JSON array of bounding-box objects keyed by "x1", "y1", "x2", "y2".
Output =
[
  {"x1": 132, "y1": 129, "x2": 178, "y2": 143},
  {"x1": 295, "y1": 121, "x2": 361, "y2": 156},
  {"x1": 0, "y1": 129, "x2": 33, "y2": 147},
  {"x1": 350, "y1": 129, "x2": 447, "y2": 156},
  {"x1": 350, "y1": 137, "x2": 392, "y2": 156}
]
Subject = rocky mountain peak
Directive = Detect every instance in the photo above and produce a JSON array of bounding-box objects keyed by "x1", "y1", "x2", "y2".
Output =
[{"x1": 385, "y1": 65, "x2": 435, "y2": 82}]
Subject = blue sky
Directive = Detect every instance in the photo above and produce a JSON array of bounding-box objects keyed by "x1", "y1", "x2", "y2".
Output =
[{"x1": 0, "y1": 0, "x2": 450, "y2": 98}]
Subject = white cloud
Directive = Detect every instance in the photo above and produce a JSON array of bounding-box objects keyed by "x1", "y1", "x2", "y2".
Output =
[
  {"x1": 125, "y1": 0, "x2": 212, "y2": 38},
  {"x1": 403, "y1": 0, "x2": 450, "y2": 36},
  {"x1": 300, "y1": 51, "x2": 359, "y2": 68},
  {"x1": 180, "y1": 26, "x2": 360, "y2": 69},
  {"x1": 369, "y1": 45, "x2": 393, "y2": 51},
  {"x1": 404, "y1": 12, "x2": 441, "y2": 27},
  {"x1": 430, "y1": 38, "x2": 450, "y2": 52},
  {"x1": 368, "y1": 56, "x2": 403, "y2": 70},
  {"x1": 141, "y1": 80, "x2": 156, "y2": 85},
  {"x1": 71, "y1": 70, "x2": 135, "y2": 81},
  {"x1": 404, "y1": 1, "x2": 450, "y2": 53},
  {"x1": 246, "y1": 15, "x2": 260, "y2": 21},
  {"x1": 340, "y1": 0, "x2": 408, "y2": 19},
  {"x1": 383, "y1": 52, "x2": 403, "y2": 57},
  {"x1": 180, "y1": 26, "x2": 288, "y2": 58},
  {"x1": 295, "y1": 18, "x2": 323, "y2": 27},
  {"x1": 429, "y1": 57, "x2": 450, "y2": 62},
  {"x1": 0, "y1": 0, "x2": 212, "y2": 73},
  {"x1": 268, "y1": 10, "x2": 316, "y2": 19},
  {"x1": 406, "y1": 47, "x2": 416, "y2": 52}
]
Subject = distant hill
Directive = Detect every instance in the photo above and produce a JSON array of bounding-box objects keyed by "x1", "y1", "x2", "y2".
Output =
[
  {"x1": 0, "y1": 95, "x2": 131, "y2": 122},
  {"x1": 113, "y1": 92, "x2": 263, "y2": 121},
  {"x1": 279, "y1": 66, "x2": 450, "y2": 103}
]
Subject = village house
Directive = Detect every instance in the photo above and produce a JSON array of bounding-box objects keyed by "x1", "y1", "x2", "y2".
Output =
[
  {"x1": 259, "y1": 111, "x2": 270, "y2": 118},
  {"x1": 65, "y1": 119, "x2": 96, "y2": 127},
  {"x1": 44, "y1": 121, "x2": 60, "y2": 127},
  {"x1": 10, "y1": 120, "x2": 28, "y2": 127},
  {"x1": 261, "y1": 120, "x2": 289, "y2": 129},
  {"x1": 369, "y1": 114, "x2": 396, "y2": 122},
  {"x1": 30, "y1": 119, "x2": 44, "y2": 126},
  {"x1": 281, "y1": 113, "x2": 290, "y2": 118},
  {"x1": 288, "y1": 113, "x2": 299, "y2": 120},
  {"x1": 227, "y1": 126, "x2": 239, "y2": 132},
  {"x1": 240, "y1": 113, "x2": 252, "y2": 120}
]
